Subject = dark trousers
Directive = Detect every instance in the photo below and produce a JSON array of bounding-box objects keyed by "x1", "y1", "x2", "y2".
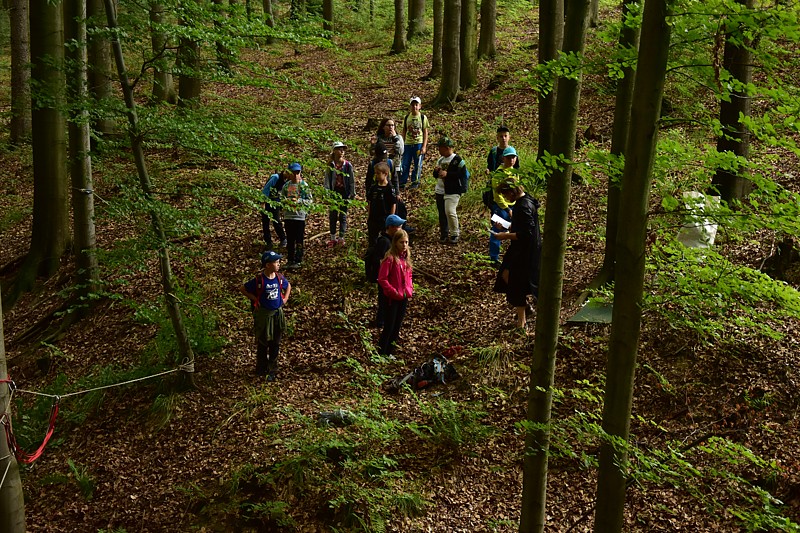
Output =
[
  {"x1": 376, "y1": 288, "x2": 387, "y2": 327},
  {"x1": 328, "y1": 206, "x2": 348, "y2": 237},
  {"x1": 256, "y1": 329, "x2": 282, "y2": 375},
  {"x1": 435, "y1": 193, "x2": 448, "y2": 239},
  {"x1": 261, "y1": 206, "x2": 285, "y2": 247},
  {"x1": 378, "y1": 297, "x2": 408, "y2": 356},
  {"x1": 284, "y1": 219, "x2": 306, "y2": 263}
]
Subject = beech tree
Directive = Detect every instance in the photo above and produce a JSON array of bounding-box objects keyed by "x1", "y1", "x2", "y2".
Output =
[
  {"x1": 323, "y1": 0, "x2": 334, "y2": 32},
  {"x1": 14, "y1": 0, "x2": 70, "y2": 300},
  {"x1": 477, "y1": 0, "x2": 496, "y2": 59},
  {"x1": 710, "y1": 0, "x2": 754, "y2": 203},
  {"x1": 431, "y1": 0, "x2": 460, "y2": 105},
  {"x1": 594, "y1": 0, "x2": 673, "y2": 529},
  {"x1": 537, "y1": 0, "x2": 564, "y2": 157},
  {"x1": 518, "y1": 0, "x2": 591, "y2": 530},
  {"x1": 149, "y1": 2, "x2": 178, "y2": 103},
  {"x1": 407, "y1": 0, "x2": 425, "y2": 39},
  {"x1": 459, "y1": 0, "x2": 477, "y2": 89},
  {"x1": 87, "y1": 0, "x2": 117, "y2": 136},
  {"x1": 0, "y1": 290, "x2": 25, "y2": 533},
  {"x1": 8, "y1": 0, "x2": 31, "y2": 144},
  {"x1": 425, "y1": 0, "x2": 444, "y2": 79},
  {"x1": 177, "y1": 3, "x2": 202, "y2": 107},
  {"x1": 391, "y1": 0, "x2": 408, "y2": 53},
  {"x1": 66, "y1": 0, "x2": 100, "y2": 302}
]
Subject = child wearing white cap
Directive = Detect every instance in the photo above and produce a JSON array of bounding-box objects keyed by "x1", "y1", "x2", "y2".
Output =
[
  {"x1": 401, "y1": 97, "x2": 430, "y2": 189},
  {"x1": 324, "y1": 142, "x2": 355, "y2": 247}
]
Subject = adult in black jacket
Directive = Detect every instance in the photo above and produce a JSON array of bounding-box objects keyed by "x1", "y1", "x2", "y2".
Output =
[{"x1": 493, "y1": 179, "x2": 541, "y2": 329}]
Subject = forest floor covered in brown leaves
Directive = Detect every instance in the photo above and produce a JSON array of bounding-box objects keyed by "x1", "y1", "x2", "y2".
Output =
[{"x1": 2, "y1": 4, "x2": 800, "y2": 532}]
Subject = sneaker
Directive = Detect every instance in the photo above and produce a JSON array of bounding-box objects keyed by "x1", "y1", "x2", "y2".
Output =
[
  {"x1": 327, "y1": 237, "x2": 337, "y2": 249},
  {"x1": 448, "y1": 236, "x2": 459, "y2": 245},
  {"x1": 279, "y1": 239, "x2": 287, "y2": 248},
  {"x1": 266, "y1": 372, "x2": 277, "y2": 382},
  {"x1": 336, "y1": 236, "x2": 346, "y2": 246},
  {"x1": 284, "y1": 261, "x2": 298, "y2": 271},
  {"x1": 490, "y1": 259, "x2": 502, "y2": 269},
  {"x1": 410, "y1": 181, "x2": 420, "y2": 190},
  {"x1": 439, "y1": 235, "x2": 448, "y2": 243}
]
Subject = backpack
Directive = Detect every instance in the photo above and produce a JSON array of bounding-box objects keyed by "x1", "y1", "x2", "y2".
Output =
[
  {"x1": 384, "y1": 355, "x2": 460, "y2": 393},
  {"x1": 363, "y1": 235, "x2": 386, "y2": 283},
  {"x1": 482, "y1": 176, "x2": 494, "y2": 208},
  {"x1": 252, "y1": 273, "x2": 286, "y2": 310},
  {"x1": 268, "y1": 172, "x2": 288, "y2": 202},
  {"x1": 403, "y1": 113, "x2": 427, "y2": 137}
]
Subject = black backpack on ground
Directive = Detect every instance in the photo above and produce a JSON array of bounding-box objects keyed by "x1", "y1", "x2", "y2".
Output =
[{"x1": 384, "y1": 355, "x2": 460, "y2": 393}]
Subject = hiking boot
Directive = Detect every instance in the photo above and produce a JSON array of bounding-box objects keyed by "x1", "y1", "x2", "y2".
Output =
[{"x1": 439, "y1": 235, "x2": 448, "y2": 243}]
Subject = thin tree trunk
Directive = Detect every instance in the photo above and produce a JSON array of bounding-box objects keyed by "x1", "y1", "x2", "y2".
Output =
[
  {"x1": 518, "y1": 0, "x2": 591, "y2": 531},
  {"x1": 14, "y1": 0, "x2": 70, "y2": 301},
  {"x1": 87, "y1": 0, "x2": 117, "y2": 136},
  {"x1": 459, "y1": 0, "x2": 477, "y2": 88},
  {"x1": 262, "y1": 0, "x2": 275, "y2": 43},
  {"x1": 593, "y1": 0, "x2": 672, "y2": 530},
  {"x1": 213, "y1": 0, "x2": 234, "y2": 73},
  {"x1": 477, "y1": 0, "x2": 496, "y2": 59},
  {"x1": 710, "y1": 0, "x2": 753, "y2": 203},
  {"x1": 588, "y1": 0, "x2": 599, "y2": 27},
  {"x1": 0, "y1": 287, "x2": 26, "y2": 533},
  {"x1": 407, "y1": 0, "x2": 425, "y2": 40},
  {"x1": 537, "y1": 0, "x2": 564, "y2": 158},
  {"x1": 431, "y1": 0, "x2": 460, "y2": 106},
  {"x1": 392, "y1": 0, "x2": 408, "y2": 53},
  {"x1": 104, "y1": 0, "x2": 197, "y2": 385},
  {"x1": 65, "y1": 0, "x2": 100, "y2": 301},
  {"x1": 581, "y1": 0, "x2": 640, "y2": 300},
  {"x1": 425, "y1": 0, "x2": 444, "y2": 79},
  {"x1": 150, "y1": 2, "x2": 177, "y2": 103},
  {"x1": 9, "y1": 0, "x2": 31, "y2": 144}
]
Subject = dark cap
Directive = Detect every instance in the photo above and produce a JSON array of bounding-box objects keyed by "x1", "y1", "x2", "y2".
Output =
[
  {"x1": 437, "y1": 137, "x2": 454, "y2": 147},
  {"x1": 261, "y1": 250, "x2": 283, "y2": 265}
]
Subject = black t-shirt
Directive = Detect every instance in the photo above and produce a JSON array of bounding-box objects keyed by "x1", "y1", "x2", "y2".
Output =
[{"x1": 367, "y1": 184, "x2": 397, "y2": 222}]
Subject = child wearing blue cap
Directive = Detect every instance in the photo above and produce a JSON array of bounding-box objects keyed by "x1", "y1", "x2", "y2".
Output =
[{"x1": 240, "y1": 251, "x2": 292, "y2": 381}]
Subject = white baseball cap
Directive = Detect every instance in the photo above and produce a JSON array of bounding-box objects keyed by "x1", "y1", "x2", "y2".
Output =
[
  {"x1": 332, "y1": 141, "x2": 346, "y2": 149},
  {"x1": 410, "y1": 96, "x2": 421, "y2": 105}
]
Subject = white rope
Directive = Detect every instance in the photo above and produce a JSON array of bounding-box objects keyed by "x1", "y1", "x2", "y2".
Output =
[{"x1": 0, "y1": 455, "x2": 12, "y2": 492}]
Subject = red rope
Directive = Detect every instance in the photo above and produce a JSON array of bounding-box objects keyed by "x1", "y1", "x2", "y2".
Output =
[{"x1": 2, "y1": 398, "x2": 60, "y2": 465}]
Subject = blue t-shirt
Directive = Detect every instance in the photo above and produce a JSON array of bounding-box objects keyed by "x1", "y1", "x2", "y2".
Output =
[{"x1": 244, "y1": 273, "x2": 289, "y2": 311}]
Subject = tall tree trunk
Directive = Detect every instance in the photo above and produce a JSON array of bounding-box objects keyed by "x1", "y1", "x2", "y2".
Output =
[
  {"x1": 65, "y1": 0, "x2": 100, "y2": 301},
  {"x1": 518, "y1": 0, "x2": 591, "y2": 531},
  {"x1": 425, "y1": 0, "x2": 444, "y2": 79},
  {"x1": 0, "y1": 288, "x2": 26, "y2": 533},
  {"x1": 459, "y1": 0, "x2": 477, "y2": 88},
  {"x1": 149, "y1": 2, "x2": 177, "y2": 104},
  {"x1": 212, "y1": 0, "x2": 234, "y2": 73},
  {"x1": 581, "y1": 0, "x2": 640, "y2": 299},
  {"x1": 477, "y1": 0, "x2": 496, "y2": 59},
  {"x1": 431, "y1": 0, "x2": 460, "y2": 105},
  {"x1": 262, "y1": 0, "x2": 275, "y2": 43},
  {"x1": 588, "y1": 0, "x2": 599, "y2": 27},
  {"x1": 177, "y1": 4, "x2": 202, "y2": 108},
  {"x1": 537, "y1": 0, "x2": 564, "y2": 157},
  {"x1": 392, "y1": 0, "x2": 408, "y2": 53},
  {"x1": 14, "y1": 0, "x2": 70, "y2": 299},
  {"x1": 104, "y1": 0, "x2": 197, "y2": 385},
  {"x1": 407, "y1": 0, "x2": 425, "y2": 40},
  {"x1": 710, "y1": 0, "x2": 753, "y2": 203},
  {"x1": 323, "y1": 0, "x2": 334, "y2": 33},
  {"x1": 593, "y1": 0, "x2": 672, "y2": 530},
  {"x1": 8, "y1": 0, "x2": 31, "y2": 144},
  {"x1": 87, "y1": 0, "x2": 116, "y2": 136}
]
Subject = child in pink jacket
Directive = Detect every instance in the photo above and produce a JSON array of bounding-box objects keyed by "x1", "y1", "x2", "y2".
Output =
[{"x1": 377, "y1": 229, "x2": 412, "y2": 356}]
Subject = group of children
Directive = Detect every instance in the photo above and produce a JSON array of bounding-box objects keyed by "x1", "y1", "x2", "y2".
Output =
[{"x1": 242, "y1": 99, "x2": 533, "y2": 379}]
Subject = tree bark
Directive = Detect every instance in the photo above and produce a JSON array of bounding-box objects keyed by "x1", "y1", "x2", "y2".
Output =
[
  {"x1": 583, "y1": 0, "x2": 640, "y2": 298},
  {"x1": 177, "y1": 4, "x2": 202, "y2": 108},
  {"x1": 459, "y1": 0, "x2": 477, "y2": 89},
  {"x1": 588, "y1": 0, "x2": 599, "y2": 27},
  {"x1": 0, "y1": 287, "x2": 26, "y2": 533},
  {"x1": 262, "y1": 0, "x2": 275, "y2": 43},
  {"x1": 477, "y1": 0, "x2": 496, "y2": 59},
  {"x1": 323, "y1": 0, "x2": 334, "y2": 33},
  {"x1": 431, "y1": 0, "x2": 460, "y2": 105},
  {"x1": 593, "y1": 0, "x2": 672, "y2": 530},
  {"x1": 149, "y1": 2, "x2": 177, "y2": 103},
  {"x1": 518, "y1": 0, "x2": 591, "y2": 531},
  {"x1": 87, "y1": 0, "x2": 117, "y2": 136},
  {"x1": 710, "y1": 0, "x2": 753, "y2": 203},
  {"x1": 213, "y1": 0, "x2": 234, "y2": 73},
  {"x1": 8, "y1": 0, "x2": 31, "y2": 144},
  {"x1": 392, "y1": 0, "x2": 408, "y2": 53},
  {"x1": 407, "y1": 0, "x2": 425, "y2": 40},
  {"x1": 15, "y1": 0, "x2": 70, "y2": 299},
  {"x1": 104, "y1": 0, "x2": 197, "y2": 385},
  {"x1": 537, "y1": 0, "x2": 564, "y2": 158},
  {"x1": 425, "y1": 0, "x2": 444, "y2": 79},
  {"x1": 65, "y1": 0, "x2": 101, "y2": 301}
]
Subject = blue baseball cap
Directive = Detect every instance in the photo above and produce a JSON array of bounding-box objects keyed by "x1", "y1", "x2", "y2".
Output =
[
  {"x1": 385, "y1": 214, "x2": 406, "y2": 228},
  {"x1": 288, "y1": 162, "x2": 302, "y2": 172},
  {"x1": 502, "y1": 146, "x2": 517, "y2": 157},
  {"x1": 261, "y1": 251, "x2": 283, "y2": 265}
]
